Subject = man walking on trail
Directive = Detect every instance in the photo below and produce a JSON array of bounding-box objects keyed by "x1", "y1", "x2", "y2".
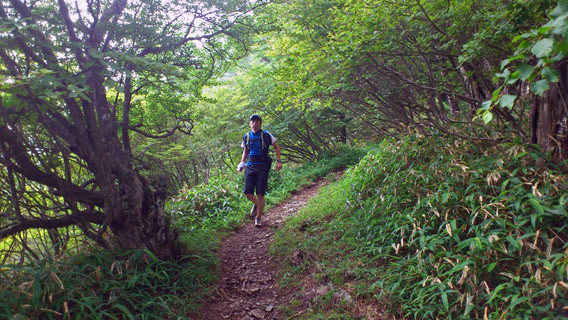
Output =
[{"x1": 237, "y1": 114, "x2": 282, "y2": 227}]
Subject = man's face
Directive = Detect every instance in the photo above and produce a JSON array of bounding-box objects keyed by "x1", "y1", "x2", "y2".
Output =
[{"x1": 249, "y1": 119, "x2": 261, "y2": 132}]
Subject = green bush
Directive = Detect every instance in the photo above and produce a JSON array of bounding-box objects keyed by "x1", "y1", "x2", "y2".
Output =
[
  {"x1": 167, "y1": 175, "x2": 247, "y2": 232},
  {"x1": 273, "y1": 136, "x2": 568, "y2": 319},
  {"x1": 0, "y1": 249, "x2": 217, "y2": 319}
]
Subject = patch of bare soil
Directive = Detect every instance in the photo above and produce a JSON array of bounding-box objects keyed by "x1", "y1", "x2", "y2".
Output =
[{"x1": 197, "y1": 179, "x2": 328, "y2": 320}]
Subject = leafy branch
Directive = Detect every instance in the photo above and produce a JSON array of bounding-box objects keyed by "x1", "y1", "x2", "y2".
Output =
[{"x1": 479, "y1": 1, "x2": 568, "y2": 124}]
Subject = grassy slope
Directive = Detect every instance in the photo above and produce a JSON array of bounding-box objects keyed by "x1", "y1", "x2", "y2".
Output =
[{"x1": 272, "y1": 136, "x2": 568, "y2": 319}]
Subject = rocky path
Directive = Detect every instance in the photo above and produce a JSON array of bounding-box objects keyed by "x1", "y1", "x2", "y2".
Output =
[{"x1": 197, "y1": 179, "x2": 328, "y2": 320}]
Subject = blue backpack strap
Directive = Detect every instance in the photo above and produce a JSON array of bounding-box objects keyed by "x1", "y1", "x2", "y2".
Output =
[
  {"x1": 261, "y1": 130, "x2": 272, "y2": 158},
  {"x1": 246, "y1": 130, "x2": 270, "y2": 149},
  {"x1": 262, "y1": 130, "x2": 271, "y2": 149},
  {"x1": 246, "y1": 130, "x2": 271, "y2": 160}
]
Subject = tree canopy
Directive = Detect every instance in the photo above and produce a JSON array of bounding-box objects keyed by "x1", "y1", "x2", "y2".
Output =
[
  {"x1": 0, "y1": 0, "x2": 566, "y2": 262},
  {"x1": 0, "y1": 0, "x2": 269, "y2": 259}
]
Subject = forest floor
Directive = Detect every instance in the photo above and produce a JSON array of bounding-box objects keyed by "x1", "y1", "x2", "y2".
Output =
[{"x1": 196, "y1": 178, "x2": 330, "y2": 320}]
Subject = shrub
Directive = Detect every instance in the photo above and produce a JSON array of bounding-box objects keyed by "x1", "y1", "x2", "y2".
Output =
[
  {"x1": 0, "y1": 249, "x2": 217, "y2": 319},
  {"x1": 273, "y1": 136, "x2": 568, "y2": 319}
]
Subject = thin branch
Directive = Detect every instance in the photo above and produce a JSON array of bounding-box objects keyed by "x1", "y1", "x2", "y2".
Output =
[{"x1": 0, "y1": 210, "x2": 105, "y2": 240}]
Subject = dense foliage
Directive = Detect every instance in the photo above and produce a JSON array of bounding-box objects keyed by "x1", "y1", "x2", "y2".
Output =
[
  {"x1": 0, "y1": 149, "x2": 365, "y2": 318},
  {"x1": 0, "y1": 248, "x2": 217, "y2": 319},
  {"x1": 0, "y1": 0, "x2": 269, "y2": 260},
  {"x1": 272, "y1": 136, "x2": 568, "y2": 319},
  {"x1": 1, "y1": 0, "x2": 567, "y2": 318},
  {"x1": 246, "y1": 0, "x2": 568, "y2": 164}
]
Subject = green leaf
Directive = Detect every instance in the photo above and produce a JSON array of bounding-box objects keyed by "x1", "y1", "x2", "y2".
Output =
[
  {"x1": 558, "y1": 40, "x2": 568, "y2": 55},
  {"x1": 551, "y1": 2, "x2": 568, "y2": 17},
  {"x1": 143, "y1": 248, "x2": 159, "y2": 262},
  {"x1": 505, "y1": 70, "x2": 520, "y2": 84},
  {"x1": 537, "y1": 26, "x2": 553, "y2": 35},
  {"x1": 529, "y1": 198, "x2": 545, "y2": 215},
  {"x1": 88, "y1": 48, "x2": 105, "y2": 59},
  {"x1": 489, "y1": 283, "x2": 508, "y2": 303},
  {"x1": 127, "y1": 274, "x2": 139, "y2": 288},
  {"x1": 509, "y1": 294, "x2": 530, "y2": 309},
  {"x1": 491, "y1": 87, "x2": 502, "y2": 101},
  {"x1": 483, "y1": 111, "x2": 493, "y2": 124},
  {"x1": 32, "y1": 271, "x2": 42, "y2": 308},
  {"x1": 450, "y1": 219, "x2": 457, "y2": 232},
  {"x1": 549, "y1": 15, "x2": 568, "y2": 35},
  {"x1": 542, "y1": 67, "x2": 560, "y2": 82},
  {"x1": 507, "y1": 54, "x2": 526, "y2": 64},
  {"x1": 113, "y1": 304, "x2": 135, "y2": 320},
  {"x1": 488, "y1": 262, "x2": 498, "y2": 272},
  {"x1": 517, "y1": 39, "x2": 532, "y2": 50},
  {"x1": 531, "y1": 39, "x2": 554, "y2": 58},
  {"x1": 517, "y1": 63, "x2": 534, "y2": 81},
  {"x1": 499, "y1": 94, "x2": 516, "y2": 110},
  {"x1": 500, "y1": 59, "x2": 510, "y2": 70},
  {"x1": 495, "y1": 69, "x2": 511, "y2": 82},
  {"x1": 480, "y1": 100, "x2": 492, "y2": 111},
  {"x1": 441, "y1": 290, "x2": 449, "y2": 310},
  {"x1": 531, "y1": 80, "x2": 550, "y2": 96}
]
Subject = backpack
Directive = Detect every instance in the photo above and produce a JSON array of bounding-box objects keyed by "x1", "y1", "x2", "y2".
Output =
[{"x1": 245, "y1": 130, "x2": 272, "y2": 161}]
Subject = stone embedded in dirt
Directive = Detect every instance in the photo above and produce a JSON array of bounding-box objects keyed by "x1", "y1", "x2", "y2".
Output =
[
  {"x1": 314, "y1": 285, "x2": 331, "y2": 297},
  {"x1": 302, "y1": 285, "x2": 333, "y2": 306},
  {"x1": 249, "y1": 286, "x2": 261, "y2": 294},
  {"x1": 265, "y1": 305, "x2": 274, "y2": 312},
  {"x1": 334, "y1": 288, "x2": 353, "y2": 303},
  {"x1": 249, "y1": 308, "x2": 266, "y2": 319}
]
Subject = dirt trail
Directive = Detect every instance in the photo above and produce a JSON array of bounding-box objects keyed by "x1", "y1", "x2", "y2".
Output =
[{"x1": 197, "y1": 179, "x2": 328, "y2": 320}]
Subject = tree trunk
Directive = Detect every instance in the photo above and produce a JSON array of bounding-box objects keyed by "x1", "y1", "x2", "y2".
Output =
[
  {"x1": 107, "y1": 169, "x2": 180, "y2": 260},
  {"x1": 530, "y1": 58, "x2": 568, "y2": 163}
]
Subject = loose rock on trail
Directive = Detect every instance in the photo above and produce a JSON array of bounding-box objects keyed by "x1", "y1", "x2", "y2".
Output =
[{"x1": 197, "y1": 179, "x2": 328, "y2": 320}]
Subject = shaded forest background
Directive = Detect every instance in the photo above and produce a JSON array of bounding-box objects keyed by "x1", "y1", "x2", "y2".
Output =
[{"x1": 0, "y1": 0, "x2": 567, "y2": 318}]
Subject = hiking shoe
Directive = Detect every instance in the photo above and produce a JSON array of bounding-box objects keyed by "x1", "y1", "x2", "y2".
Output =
[
  {"x1": 255, "y1": 217, "x2": 261, "y2": 227},
  {"x1": 250, "y1": 204, "x2": 257, "y2": 218}
]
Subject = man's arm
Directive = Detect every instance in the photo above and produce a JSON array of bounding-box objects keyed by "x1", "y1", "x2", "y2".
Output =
[
  {"x1": 241, "y1": 147, "x2": 249, "y2": 163},
  {"x1": 238, "y1": 147, "x2": 249, "y2": 172}
]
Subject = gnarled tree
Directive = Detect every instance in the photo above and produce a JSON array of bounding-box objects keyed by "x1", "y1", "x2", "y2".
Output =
[{"x1": 0, "y1": 0, "x2": 267, "y2": 260}]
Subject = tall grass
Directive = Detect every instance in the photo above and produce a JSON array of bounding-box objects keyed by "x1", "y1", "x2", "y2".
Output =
[
  {"x1": 0, "y1": 146, "x2": 365, "y2": 319},
  {"x1": 0, "y1": 248, "x2": 216, "y2": 319},
  {"x1": 272, "y1": 136, "x2": 568, "y2": 319}
]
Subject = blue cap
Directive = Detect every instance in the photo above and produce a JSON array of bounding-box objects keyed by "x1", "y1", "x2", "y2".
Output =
[{"x1": 250, "y1": 114, "x2": 261, "y2": 121}]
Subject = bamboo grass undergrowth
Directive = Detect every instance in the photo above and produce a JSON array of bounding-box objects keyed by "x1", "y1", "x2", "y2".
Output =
[
  {"x1": 0, "y1": 248, "x2": 216, "y2": 319},
  {"x1": 272, "y1": 135, "x2": 568, "y2": 319}
]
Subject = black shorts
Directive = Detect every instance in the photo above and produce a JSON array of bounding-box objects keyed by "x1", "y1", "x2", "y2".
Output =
[{"x1": 244, "y1": 164, "x2": 269, "y2": 195}]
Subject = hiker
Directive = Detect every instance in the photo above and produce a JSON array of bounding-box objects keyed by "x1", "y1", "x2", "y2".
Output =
[{"x1": 237, "y1": 114, "x2": 282, "y2": 227}]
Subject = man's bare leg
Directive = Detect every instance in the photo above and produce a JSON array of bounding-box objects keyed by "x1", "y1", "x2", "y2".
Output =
[
  {"x1": 246, "y1": 193, "x2": 257, "y2": 217},
  {"x1": 256, "y1": 194, "x2": 265, "y2": 219},
  {"x1": 245, "y1": 193, "x2": 265, "y2": 226}
]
